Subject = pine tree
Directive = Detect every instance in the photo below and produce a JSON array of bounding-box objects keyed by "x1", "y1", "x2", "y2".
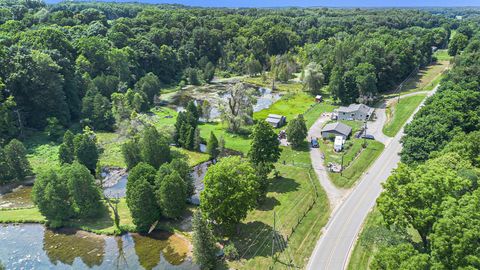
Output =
[
  {"x1": 286, "y1": 114, "x2": 308, "y2": 149},
  {"x1": 121, "y1": 139, "x2": 142, "y2": 170},
  {"x1": 156, "y1": 171, "x2": 187, "y2": 219},
  {"x1": 59, "y1": 130, "x2": 75, "y2": 164},
  {"x1": 4, "y1": 139, "x2": 32, "y2": 180},
  {"x1": 74, "y1": 133, "x2": 99, "y2": 173},
  {"x1": 206, "y1": 132, "x2": 219, "y2": 159},
  {"x1": 192, "y1": 211, "x2": 217, "y2": 270}
]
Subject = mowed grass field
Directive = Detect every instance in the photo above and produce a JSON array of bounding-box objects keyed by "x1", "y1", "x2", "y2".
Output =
[
  {"x1": 228, "y1": 146, "x2": 330, "y2": 270},
  {"x1": 383, "y1": 94, "x2": 427, "y2": 137}
]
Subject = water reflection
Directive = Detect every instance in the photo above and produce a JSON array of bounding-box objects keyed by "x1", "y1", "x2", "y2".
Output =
[
  {"x1": 44, "y1": 228, "x2": 105, "y2": 267},
  {"x1": 0, "y1": 224, "x2": 198, "y2": 270},
  {"x1": 0, "y1": 185, "x2": 33, "y2": 209}
]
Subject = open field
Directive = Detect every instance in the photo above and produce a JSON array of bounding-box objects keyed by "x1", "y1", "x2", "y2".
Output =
[
  {"x1": 383, "y1": 94, "x2": 427, "y2": 137},
  {"x1": 228, "y1": 146, "x2": 330, "y2": 270},
  {"x1": 384, "y1": 60, "x2": 450, "y2": 97}
]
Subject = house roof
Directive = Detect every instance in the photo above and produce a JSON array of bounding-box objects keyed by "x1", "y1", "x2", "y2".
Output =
[
  {"x1": 268, "y1": 114, "x2": 284, "y2": 119},
  {"x1": 266, "y1": 117, "x2": 282, "y2": 124},
  {"x1": 338, "y1": 104, "x2": 374, "y2": 115},
  {"x1": 321, "y1": 122, "x2": 352, "y2": 136}
]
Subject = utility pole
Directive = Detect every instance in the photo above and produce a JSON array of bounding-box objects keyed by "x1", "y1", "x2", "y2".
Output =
[
  {"x1": 341, "y1": 153, "x2": 344, "y2": 176},
  {"x1": 271, "y1": 211, "x2": 276, "y2": 264},
  {"x1": 363, "y1": 120, "x2": 368, "y2": 147}
]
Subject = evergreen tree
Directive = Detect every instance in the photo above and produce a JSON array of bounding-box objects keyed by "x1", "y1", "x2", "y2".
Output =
[
  {"x1": 156, "y1": 171, "x2": 187, "y2": 219},
  {"x1": 74, "y1": 132, "x2": 99, "y2": 173},
  {"x1": 32, "y1": 170, "x2": 73, "y2": 228},
  {"x1": 59, "y1": 130, "x2": 75, "y2": 164},
  {"x1": 139, "y1": 126, "x2": 171, "y2": 169},
  {"x1": 206, "y1": 132, "x2": 219, "y2": 159},
  {"x1": 170, "y1": 158, "x2": 195, "y2": 198},
  {"x1": 0, "y1": 146, "x2": 11, "y2": 184},
  {"x1": 62, "y1": 162, "x2": 103, "y2": 218},
  {"x1": 248, "y1": 120, "x2": 281, "y2": 165},
  {"x1": 4, "y1": 139, "x2": 31, "y2": 180},
  {"x1": 126, "y1": 178, "x2": 160, "y2": 232},
  {"x1": 186, "y1": 100, "x2": 199, "y2": 122},
  {"x1": 122, "y1": 139, "x2": 142, "y2": 170},
  {"x1": 192, "y1": 210, "x2": 217, "y2": 270}
]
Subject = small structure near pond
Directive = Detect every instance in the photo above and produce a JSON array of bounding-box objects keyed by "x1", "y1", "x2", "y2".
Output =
[
  {"x1": 321, "y1": 122, "x2": 352, "y2": 140},
  {"x1": 266, "y1": 114, "x2": 286, "y2": 128}
]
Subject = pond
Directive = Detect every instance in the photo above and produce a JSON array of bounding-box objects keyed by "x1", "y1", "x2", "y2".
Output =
[
  {"x1": 0, "y1": 185, "x2": 33, "y2": 209},
  {"x1": 0, "y1": 224, "x2": 198, "y2": 270},
  {"x1": 174, "y1": 84, "x2": 281, "y2": 121}
]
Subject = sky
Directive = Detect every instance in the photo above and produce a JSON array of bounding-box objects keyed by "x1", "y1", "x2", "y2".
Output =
[{"x1": 45, "y1": 0, "x2": 480, "y2": 7}]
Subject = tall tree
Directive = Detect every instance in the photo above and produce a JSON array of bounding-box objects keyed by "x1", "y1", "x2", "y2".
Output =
[
  {"x1": 192, "y1": 210, "x2": 217, "y2": 270},
  {"x1": 206, "y1": 132, "x2": 219, "y2": 160},
  {"x1": 303, "y1": 62, "x2": 324, "y2": 95},
  {"x1": 201, "y1": 156, "x2": 260, "y2": 231},
  {"x1": 32, "y1": 170, "x2": 73, "y2": 228},
  {"x1": 286, "y1": 114, "x2": 307, "y2": 149},
  {"x1": 73, "y1": 131, "x2": 99, "y2": 173},
  {"x1": 4, "y1": 139, "x2": 31, "y2": 180},
  {"x1": 139, "y1": 126, "x2": 171, "y2": 169},
  {"x1": 156, "y1": 171, "x2": 187, "y2": 219}
]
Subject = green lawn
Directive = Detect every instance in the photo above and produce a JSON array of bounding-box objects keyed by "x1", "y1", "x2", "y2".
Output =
[
  {"x1": 229, "y1": 146, "x2": 330, "y2": 270},
  {"x1": 198, "y1": 122, "x2": 252, "y2": 155},
  {"x1": 383, "y1": 60, "x2": 450, "y2": 97},
  {"x1": 326, "y1": 140, "x2": 384, "y2": 188},
  {"x1": 383, "y1": 94, "x2": 427, "y2": 137},
  {"x1": 433, "y1": 49, "x2": 451, "y2": 61},
  {"x1": 347, "y1": 208, "x2": 384, "y2": 270}
]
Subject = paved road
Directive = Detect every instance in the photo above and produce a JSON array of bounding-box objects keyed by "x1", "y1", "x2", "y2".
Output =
[{"x1": 306, "y1": 87, "x2": 438, "y2": 270}]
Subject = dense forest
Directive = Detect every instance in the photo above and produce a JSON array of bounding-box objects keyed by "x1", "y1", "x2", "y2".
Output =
[
  {"x1": 0, "y1": 0, "x2": 464, "y2": 146},
  {"x1": 371, "y1": 24, "x2": 480, "y2": 270}
]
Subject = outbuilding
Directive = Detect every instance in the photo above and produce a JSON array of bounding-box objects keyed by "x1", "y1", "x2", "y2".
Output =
[
  {"x1": 321, "y1": 122, "x2": 352, "y2": 140},
  {"x1": 315, "y1": 95, "x2": 323, "y2": 102},
  {"x1": 266, "y1": 114, "x2": 286, "y2": 128}
]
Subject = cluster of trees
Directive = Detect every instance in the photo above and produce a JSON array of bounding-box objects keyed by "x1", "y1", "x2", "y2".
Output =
[
  {"x1": 401, "y1": 40, "x2": 480, "y2": 164},
  {"x1": 122, "y1": 126, "x2": 171, "y2": 170},
  {"x1": 373, "y1": 34, "x2": 480, "y2": 269},
  {"x1": 0, "y1": 139, "x2": 31, "y2": 184},
  {"x1": 174, "y1": 101, "x2": 201, "y2": 151},
  {"x1": 0, "y1": 1, "x2": 459, "y2": 146},
  {"x1": 32, "y1": 161, "x2": 104, "y2": 227},
  {"x1": 125, "y1": 158, "x2": 193, "y2": 232},
  {"x1": 58, "y1": 128, "x2": 99, "y2": 173},
  {"x1": 200, "y1": 120, "x2": 281, "y2": 232}
]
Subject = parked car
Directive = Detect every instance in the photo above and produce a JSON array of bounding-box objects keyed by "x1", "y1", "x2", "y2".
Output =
[
  {"x1": 311, "y1": 138, "x2": 319, "y2": 148},
  {"x1": 361, "y1": 134, "x2": 375, "y2": 140}
]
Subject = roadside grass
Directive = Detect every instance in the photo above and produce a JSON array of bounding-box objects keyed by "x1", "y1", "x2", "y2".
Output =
[
  {"x1": 334, "y1": 141, "x2": 384, "y2": 188},
  {"x1": 347, "y1": 208, "x2": 384, "y2": 270},
  {"x1": 383, "y1": 94, "x2": 427, "y2": 137},
  {"x1": 228, "y1": 146, "x2": 330, "y2": 270},
  {"x1": 383, "y1": 60, "x2": 450, "y2": 97}
]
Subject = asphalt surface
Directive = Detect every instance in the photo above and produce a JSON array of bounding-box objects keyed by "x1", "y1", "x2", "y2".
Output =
[{"x1": 306, "y1": 87, "x2": 438, "y2": 270}]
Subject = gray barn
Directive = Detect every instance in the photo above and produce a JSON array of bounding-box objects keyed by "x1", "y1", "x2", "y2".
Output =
[
  {"x1": 336, "y1": 104, "x2": 374, "y2": 121},
  {"x1": 321, "y1": 122, "x2": 352, "y2": 140}
]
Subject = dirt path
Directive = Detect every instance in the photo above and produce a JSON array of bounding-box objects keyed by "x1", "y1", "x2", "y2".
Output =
[{"x1": 307, "y1": 114, "x2": 349, "y2": 210}]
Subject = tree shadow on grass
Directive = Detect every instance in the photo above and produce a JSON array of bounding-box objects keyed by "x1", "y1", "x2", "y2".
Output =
[
  {"x1": 268, "y1": 177, "x2": 300, "y2": 194},
  {"x1": 257, "y1": 196, "x2": 280, "y2": 211},
  {"x1": 230, "y1": 221, "x2": 286, "y2": 260}
]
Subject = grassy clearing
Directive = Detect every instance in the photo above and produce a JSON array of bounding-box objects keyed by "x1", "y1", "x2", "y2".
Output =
[
  {"x1": 383, "y1": 94, "x2": 427, "y2": 137},
  {"x1": 433, "y1": 49, "x2": 451, "y2": 61},
  {"x1": 347, "y1": 208, "x2": 384, "y2": 270},
  {"x1": 228, "y1": 146, "x2": 330, "y2": 270},
  {"x1": 253, "y1": 92, "x2": 336, "y2": 128},
  {"x1": 0, "y1": 198, "x2": 134, "y2": 235},
  {"x1": 199, "y1": 122, "x2": 252, "y2": 155},
  {"x1": 384, "y1": 60, "x2": 450, "y2": 97}
]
